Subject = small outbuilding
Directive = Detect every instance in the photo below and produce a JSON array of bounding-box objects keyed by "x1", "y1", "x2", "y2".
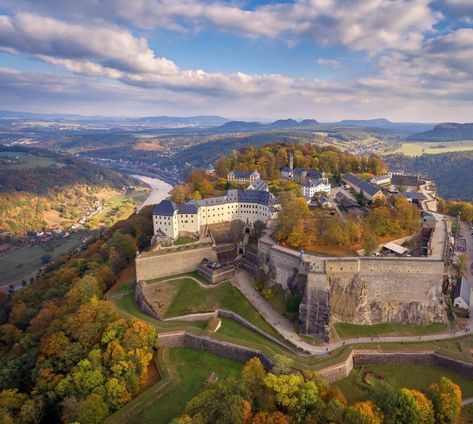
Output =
[
  {"x1": 453, "y1": 277, "x2": 470, "y2": 310},
  {"x1": 382, "y1": 242, "x2": 410, "y2": 257}
]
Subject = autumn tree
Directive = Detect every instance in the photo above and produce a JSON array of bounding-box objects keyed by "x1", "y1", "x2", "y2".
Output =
[{"x1": 427, "y1": 377, "x2": 462, "y2": 424}]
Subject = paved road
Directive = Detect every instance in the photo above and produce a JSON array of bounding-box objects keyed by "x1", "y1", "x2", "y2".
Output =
[
  {"x1": 460, "y1": 222, "x2": 473, "y2": 283},
  {"x1": 232, "y1": 270, "x2": 473, "y2": 356}
]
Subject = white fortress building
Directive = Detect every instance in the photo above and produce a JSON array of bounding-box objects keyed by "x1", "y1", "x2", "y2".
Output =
[{"x1": 153, "y1": 189, "x2": 279, "y2": 239}]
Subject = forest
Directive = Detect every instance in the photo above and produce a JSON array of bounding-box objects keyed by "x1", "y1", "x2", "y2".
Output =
[
  {"x1": 171, "y1": 356, "x2": 462, "y2": 424},
  {"x1": 169, "y1": 142, "x2": 387, "y2": 203},
  {"x1": 385, "y1": 152, "x2": 473, "y2": 201},
  {"x1": 276, "y1": 192, "x2": 420, "y2": 253},
  {"x1": 0, "y1": 207, "x2": 157, "y2": 423},
  {"x1": 0, "y1": 147, "x2": 136, "y2": 233}
]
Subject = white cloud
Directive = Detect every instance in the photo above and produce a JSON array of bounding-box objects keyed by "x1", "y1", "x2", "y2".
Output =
[
  {"x1": 5, "y1": 0, "x2": 440, "y2": 52},
  {"x1": 316, "y1": 58, "x2": 341, "y2": 69}
]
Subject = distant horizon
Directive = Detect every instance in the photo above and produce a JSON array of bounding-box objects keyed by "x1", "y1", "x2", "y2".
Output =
[{"x1": 0, "y1": 108, "x2": 464, "y2": 125}]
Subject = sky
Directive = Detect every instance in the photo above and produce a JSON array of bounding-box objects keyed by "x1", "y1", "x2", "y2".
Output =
[{"x1": 0, "y1": 0, "x2": 472, "y2": 121}]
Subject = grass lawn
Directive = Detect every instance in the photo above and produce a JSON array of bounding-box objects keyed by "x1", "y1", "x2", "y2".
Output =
[
  {"x1": 0, "y1": 234, "x2": 83, "y2": 285},
  {"x1": 463, "y1": 404, "x2": 473, "y2": 423},
  {"x1": 334, "y1": 322, "x2": 449, "y2": 338},
  {"x1": 395, "y1": 140, "x2": 473, "y2": 157},
  {"x1": 149, "y1": 278, "x2": 280, "y2": 337},
  {"x1": 175, "y1": 236, "x2": 196, "y2": 245},
  {"x1": 334, "y1": 364, "x2": 473, "y2": 404},
  {"x1": 108, "y1": 347, "x2": 243, "y2": 424}
]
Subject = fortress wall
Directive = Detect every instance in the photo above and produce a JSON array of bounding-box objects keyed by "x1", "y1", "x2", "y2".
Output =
[
  {"x1": 158, "y1": 331, "x2": 275, "y2": 370},
  {"x1": 136, "y1": 246, "x2": 218, "y2": 281}
]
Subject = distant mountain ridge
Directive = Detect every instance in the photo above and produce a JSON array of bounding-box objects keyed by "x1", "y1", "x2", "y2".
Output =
[
  {"x1": 334, "y1": 118, "x2": 435, "y2": 133},
  {"x1": 216, "y1": 118, "x2": 319, "y2": 132},
  {"x1": 406, "y1": 122, "x2": 473, "y2": 141}
]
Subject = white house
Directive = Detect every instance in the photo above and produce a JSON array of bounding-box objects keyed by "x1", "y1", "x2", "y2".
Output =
[
  {"x1": 370, "y1": 174, "x2": 391, "y2": 186},
  {"x1": 453, "y1": 277, "x2": 470, "y2": 309},
  {"x1": 153, "y1": 189, "x2": 279, "y2": 239},
  {"x1": 227, "y1": 170, "x2": 260, "y2": 185},
  {"x1": 302, "y1": 178, "x2": 331, "y2": 199}
]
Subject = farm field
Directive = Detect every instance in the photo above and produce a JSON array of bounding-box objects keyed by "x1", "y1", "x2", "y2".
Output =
[
  {"x1": 0, "y1": 233, "x2": 84, "y2": 285},
  {"x1": 334, "y1": 364, "x2": 473, "y2": 403},
  {"x1": 395, "y1": 140, "x2": 473, "y2": 156}
]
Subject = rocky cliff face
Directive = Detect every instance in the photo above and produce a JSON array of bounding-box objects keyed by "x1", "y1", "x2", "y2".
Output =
[{"x1": 330, "y1": 273, "x2": 445, "y2": 325}]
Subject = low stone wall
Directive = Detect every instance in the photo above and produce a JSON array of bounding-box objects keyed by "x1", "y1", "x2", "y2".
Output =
[
  {"x1": 136, "y1": 245, "x2": 218, "y2": 281},
  {"x1": 158, "y1": 331, "x2": 275, "y2": 370},
  {"x1": 198, "y1": 264, "x2": 236, "y2": 284},
  {"x1": 156, "y1": 331, "x2": 473, "y2": 386},
  {"x1": 135, "y1": 280, "x2": 161, "y2": 319},
  {"x1": 317, "y1": 351, "x2": 355, "y2": 383},
  {"x1": 319, "y1": 350, "x2": 473, "y2": 384}
]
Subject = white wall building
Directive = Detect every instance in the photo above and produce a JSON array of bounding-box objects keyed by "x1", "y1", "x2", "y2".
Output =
[
  {"x1": 227, "y1": 170, "x2": 260, "y2": 185},
  {"x1": 302, "y1": 178, "x2": 331, "y2": 199},
  {"x1": 153, "y1": 189, "x2": 279, "y2": 239}
]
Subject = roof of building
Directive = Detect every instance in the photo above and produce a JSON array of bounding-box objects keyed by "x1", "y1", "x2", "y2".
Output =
[
  {"x1": 391, "y1": 174, "x2": 420, "y2": 187},
  {"x1": 454, "y1": 277, "x2": 470, "y2": 305},
  {"x1": 318, "y1": 196, "x2": 330, "y2": 203},
  {"x1": 422, "y1": 213, "x2": 438, "y2": 222},
  {"x1": 293, "y1": 167, "x2": 306, "y2": 174},
  {"x1": 358, "y1": 180, "x2": 382, "y2": 197},
  {"x1": 303, "y1": 179, "x2": 329, "y2": 188},
  {"x1": 230, "y1": 189, "x2": 277, "y2": 206},
  {"x1": 248, "y1": 178, "x2": 269, "y2": 191},
  {"x1": 307, "y1": 169, "x2": 324, "y2": 179},
  {"x1": 229, "y1": 170, "x2": 259, "y2": 178},
  {"x1": 398, "y1": 192, "x2": 427, "y2": 201},
  {"x1": 280, "y1": 166, "x2": 293, "y2": 173},
  {"x1": 383, "y1": 242, "x2": 410, "y2": 255},
  {"x1": 343, "y1": 174, "x2": 382, "y2": 197},
  {"x1": 371, "y1": 175, "x2": 391, "y2": 183},
  {"x1": 342, "y1": 173, "x2": 361, "y2": 185},
  {"x1": 177, "y1": 203, "x2": 199, "y2": 214},
  {"x1": 153, "y1": 199, "x2": 178, "y2": 216}
]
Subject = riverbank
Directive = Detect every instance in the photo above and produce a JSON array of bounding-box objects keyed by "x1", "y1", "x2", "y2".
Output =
[{"x1": 132, "y1": 175, "x2": 173, "y2": 211}]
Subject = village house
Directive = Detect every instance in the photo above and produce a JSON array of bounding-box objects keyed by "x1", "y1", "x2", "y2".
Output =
[{"x1": 302, "y1": 178, "x2": 331, "y2": 200}]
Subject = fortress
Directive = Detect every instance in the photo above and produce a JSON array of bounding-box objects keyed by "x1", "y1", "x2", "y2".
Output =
[
  {"x1": 153, "y1": 189, "x2": 279, "y2": 239},
  {"x1": 257, "y1": 236, "x2": 446, "y2": 340}
]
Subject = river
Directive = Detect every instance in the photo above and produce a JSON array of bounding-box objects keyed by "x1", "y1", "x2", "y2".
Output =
[{"x1": 132, "y1": 174, "x2": 173, "y2": 211}]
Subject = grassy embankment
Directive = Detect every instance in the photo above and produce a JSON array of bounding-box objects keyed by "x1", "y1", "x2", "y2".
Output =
[
  {"x1": 334, "y1": 363, "x2": 473, "y2": 403},
  {"x1": 106, "y1": 347, "x2": 243, "y2": 424},
  {"x1": 334, "y1": 322, "x2": 450, "y2": 338}
]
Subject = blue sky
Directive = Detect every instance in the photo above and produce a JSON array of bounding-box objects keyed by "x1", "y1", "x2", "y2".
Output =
[{"x1": 0, "y1": 0, "x2": 472, "y2": 121}]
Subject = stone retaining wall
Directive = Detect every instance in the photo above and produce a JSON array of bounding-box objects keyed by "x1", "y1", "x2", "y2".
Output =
[
  {"x1": 136, "y1": 245, "x2": 218, "y2": 281},
  {"x1": 158, "y1": 331, "x2": 275, "y2": 370}
]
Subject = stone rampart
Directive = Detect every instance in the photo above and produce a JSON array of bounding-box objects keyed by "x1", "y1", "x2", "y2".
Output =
[
  {"x1": 136, "y1": 245, "x2": 218, "y2": 281},
  {"x1": 158, "y1": 331, "x2": 275, "y2": 370},
  {"x1": 258, "y1": 239, "x2": 446, "y2": 339}
]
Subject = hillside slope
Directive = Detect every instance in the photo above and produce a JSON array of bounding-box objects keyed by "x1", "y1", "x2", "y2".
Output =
[
  {"x1": 407, "y1": 123, "x2": 473, "y2": 141},
  {"x1": 385, "y1": 151, "x2": 473, "y2": 201},
  {"x1": 0, "y1": 146, "x2": 137, "y2": 233}
]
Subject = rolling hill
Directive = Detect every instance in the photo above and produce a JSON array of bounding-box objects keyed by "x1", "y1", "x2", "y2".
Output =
[{"x1": 406, "y1": 123, "x2": 473, "y2": 141}]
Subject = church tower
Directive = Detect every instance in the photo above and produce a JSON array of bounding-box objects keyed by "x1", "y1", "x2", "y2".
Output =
[{"x1": 289, "y1": 152, "x2": 294, "y2": 170}]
